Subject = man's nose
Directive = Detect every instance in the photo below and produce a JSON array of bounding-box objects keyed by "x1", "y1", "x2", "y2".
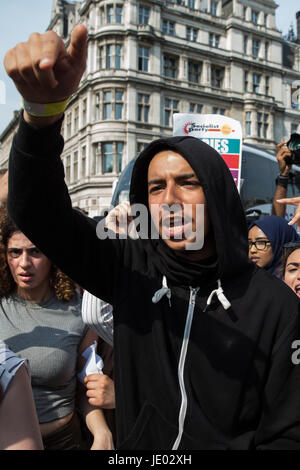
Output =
[{"x1": 164, "y1": 183, "x2": 179, "y2": 205}]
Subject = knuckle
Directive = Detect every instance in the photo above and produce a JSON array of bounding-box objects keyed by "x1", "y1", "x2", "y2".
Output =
[
  {"x1": 44, "y1": 30, "x2": 59, "y2": 39},
  {"x1": 19, "y1": 64, "x2": 33, "y2": 77},
  {"x1": 29, "y1": 32, "x2": 41, "y2": 42},
  {"x1": 102, "y1": 375, "x2": 110, "y2": 385}
]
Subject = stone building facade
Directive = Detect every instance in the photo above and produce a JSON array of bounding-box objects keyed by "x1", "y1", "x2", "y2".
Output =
[{"x1": 1, "y1": 0, "x2": 300, "y2": 216}]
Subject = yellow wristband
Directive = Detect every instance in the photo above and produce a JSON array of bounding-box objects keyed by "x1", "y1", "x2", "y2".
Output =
[{"x1": 22, "y1": 97, "x2": 70, "y2": 117}]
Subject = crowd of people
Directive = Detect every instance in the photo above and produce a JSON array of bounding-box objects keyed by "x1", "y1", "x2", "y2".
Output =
[{"x1": 1, "y1": 24, "x2": 300, "y2": 450}]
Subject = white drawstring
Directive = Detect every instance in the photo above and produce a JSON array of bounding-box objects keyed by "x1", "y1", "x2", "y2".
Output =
[
  {"x1": 152, "y1": 276, "x2": 172, "y2": 307},
  {"x1": 152, "y1": 277, "x2": 231, "y2": 311},
  {"x1": 205, "y1": 279, "x2": 231, "y2": 310}
]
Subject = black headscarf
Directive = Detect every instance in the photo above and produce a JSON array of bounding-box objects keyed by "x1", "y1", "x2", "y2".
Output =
[{"x1": 129, "y1": 136, "x2": 250, "y2": 287}]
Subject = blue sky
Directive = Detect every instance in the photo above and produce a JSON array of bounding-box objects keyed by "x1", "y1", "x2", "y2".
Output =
[{"x1": 0, "y1": 0, "x2": 299, "y2": 134}]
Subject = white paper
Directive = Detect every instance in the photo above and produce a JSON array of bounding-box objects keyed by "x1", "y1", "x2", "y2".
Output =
[{"x1": 77, "y1": 340, "x2": 104, "y2": 385}]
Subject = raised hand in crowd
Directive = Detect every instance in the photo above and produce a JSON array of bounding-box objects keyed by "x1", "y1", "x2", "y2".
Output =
[
  {"x1": 272, "y1": 141, "x2": 292, "y2": 218},
  {"x1": 4, "y1": 24, "x2": 87, "y2": 127},
  {"x1": 277, "y1": 196, "x2": 300, "y2": 229},
  {"x1": 276, "y1": 141, "x2": 292, "y2": 176},
  {"x1": 105, "y1": 200, "x2": 137, "y2": 238}
]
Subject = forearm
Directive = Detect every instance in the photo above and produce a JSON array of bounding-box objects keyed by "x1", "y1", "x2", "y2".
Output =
[
  {"x1": 272, "y1": 185, "x2": 287, "y2": 217},
  {"x1": 77, "y1": 386, "x2": 114, "y2": 449}
]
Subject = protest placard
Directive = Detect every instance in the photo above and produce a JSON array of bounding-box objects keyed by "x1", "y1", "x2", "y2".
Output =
[{"x1": 173, "y1": 114, "x2": 243, "y2": 191}]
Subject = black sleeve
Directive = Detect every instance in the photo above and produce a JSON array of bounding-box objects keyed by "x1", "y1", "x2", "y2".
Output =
[
  {"x1": 7, "y1": 113, "x2": 120, "y2": 304},
  {"x1": 254, "y1": 309, "x2": 300, "y2": 449}
]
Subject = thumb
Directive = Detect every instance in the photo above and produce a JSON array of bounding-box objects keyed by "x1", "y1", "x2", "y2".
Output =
[{"x1": 68, "y1": 24, "x2": 88, "y2": 65}]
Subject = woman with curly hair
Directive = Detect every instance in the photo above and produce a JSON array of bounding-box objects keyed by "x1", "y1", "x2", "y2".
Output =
[{"x1": 0, "y1": 210, "x2": 114, "y2": 450}]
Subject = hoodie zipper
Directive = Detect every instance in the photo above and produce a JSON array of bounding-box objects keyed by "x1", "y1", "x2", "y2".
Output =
[{"x1": 172, "y1": 286, "x2": 199, "y2": 450}]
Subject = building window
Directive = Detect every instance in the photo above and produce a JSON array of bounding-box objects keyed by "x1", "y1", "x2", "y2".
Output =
[
  {"x1": 291, "y1": 123, "x2": 298, "y2": 134},
  {"x1": 102, "y1": 143, "x2": 113, "y2": 173},
  {"x1": 265, "y1": 42, "x2": 269, "y2": 60},
  {"x1": 189, "y1": 103, "x2": 202, "y2": 113},
  {"x1": 103, "y1": 89, "x2": 124, "y2": 120},
  {"x1": 245, "y1": 111, "x2": 251, "y2": 136},
  {"x1": 186, "y1": 27, "x2": 197, "y2": 41},
  {"x1": 107, "y1": 44, "x2": 122, "y2": 68},
  {"x1": 73, "y1": 151, "x2": 78, "y2": 182},
  {"x1": 265, "y1": 76, "x2": 270, "y2": 96},
  {"x1": 243, "y1": 35, "x2": 248, "y2": 55},
  {"x1": 243, "y1": 6, "x2": 247, "y2": 20},
  {"x1": 264, "y1": 13, "x2": 268, "y2": 27},
  {"x1": 137, "y1": 142, "x2": 148, "y2": 154},
  {"x1": 74, "y1": 107, "x2": 79, "y2": 133},
  {"x1": 107, "y1": 5, "x2": 114, "y2": 23},
  {"x1": 257, "y1": 113, "x2": 268, "y2": 138},
  {"x1": 210, "y1": 1, "x2": 218, "y2": 16},
  {"x1": 251, "y1": 10, "x2": 259, "y2": 24},
  {"x1": 138, "y1": 46, "x2": 150, "y2": 72},
  {"x1": 139, "y1": 6, "x2": 150, "y2": 24},
  {"x1": 253, "y1": 73, "x2": 261, "y2": 94},
  {"x1": 213, "y1": 107, "x2": 225, "y2": 115},
  {"x1": 99, "y1": 44, "x2": 122, "y2": 69},
  {"x1": 292, "y1": 83, "x2": 300, "y2": 109},
  {"x1": 103, "y1": 91, "x2": 112, "y2": 119},
  {"x1": 252, "y1": 39, "x2": 260, "y2": 58},
  {"x1": 116, "y1": 142, "x2": 123, "y2": 172},
  {"x1": 115, "y1": 90, "x2": 123, "y2": 119},
  {"x1": 211, "y1": 66, "x2": 224, "y2": 88},
  {"x1": 188, "y1": 61, "x2": 202, "y2": 84},
  {"x1": 99, "y1": 142, "x2": 124, "y2": 174},
  {"x1": 164, "y1": 98, "x2": 179, "y2": 127},
  {"x1": 209, "y1": 33, "x2": 220, "y2": 48},
  {"x1": 66, "y1": 113, "x2": 71, "y2": 138},
  {"x1": 244, "y1": 71, "x2": 249, "y2": 92},
  {"x1": 163, "y1": 55, "x2": 178, "y2": 79},
  {"x1": 82, "y1": 99, "x2": 87, "y2": 127},
  {"x1": 162, "y1": 20, "x2": 175, "y2": 36},
  {"x1": 263, "y1": 114, "x2": 269, "y2": 138},
  {"x1": 188, "y1": 0, "x2": 195, "y2": 8},
  {"x1": 137, "y1": 93, "x2": 150, "y2": 122},
  {"x1": 81, "y1": 146, "x2": 86, "y2": 178},
  {"x1": 106, "y1": 4, "x2": 123, "y2": 24},
  {"x1": 65, "y1": 155, "x2": 71, "y2": 183},
  {"x1": 95, "y1": 93, "x2": 101, "y2": 120}
]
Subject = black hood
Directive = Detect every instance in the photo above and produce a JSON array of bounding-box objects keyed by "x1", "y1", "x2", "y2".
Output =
[{"x1": 130, "y1": 136, "x2": 250, "y2": 283}]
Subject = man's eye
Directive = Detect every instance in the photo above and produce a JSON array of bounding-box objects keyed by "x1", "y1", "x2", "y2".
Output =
[
  {"x1": 150, "y1": 186, "x2": 163, "y2": 193},
  {"x1": 182, "y1": 181, "x2": 198, "y2": 186}
]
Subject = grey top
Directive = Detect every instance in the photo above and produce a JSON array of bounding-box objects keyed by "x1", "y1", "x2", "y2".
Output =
[
  {"x1": 0, "y1": 341, "x2": 27, "y2": 397},
  {"x1": 0, "y1": 292, "x2": 88, "y2": 423}
]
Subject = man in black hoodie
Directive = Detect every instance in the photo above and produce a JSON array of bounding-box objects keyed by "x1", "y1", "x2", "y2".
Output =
[{"x1": 5, "y1": 26, "x2": 300, "y2": 450}]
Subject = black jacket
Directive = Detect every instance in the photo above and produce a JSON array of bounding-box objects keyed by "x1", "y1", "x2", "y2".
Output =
[{"x1": 8, "y1": 115, "x2": 300, "y2": 450}]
